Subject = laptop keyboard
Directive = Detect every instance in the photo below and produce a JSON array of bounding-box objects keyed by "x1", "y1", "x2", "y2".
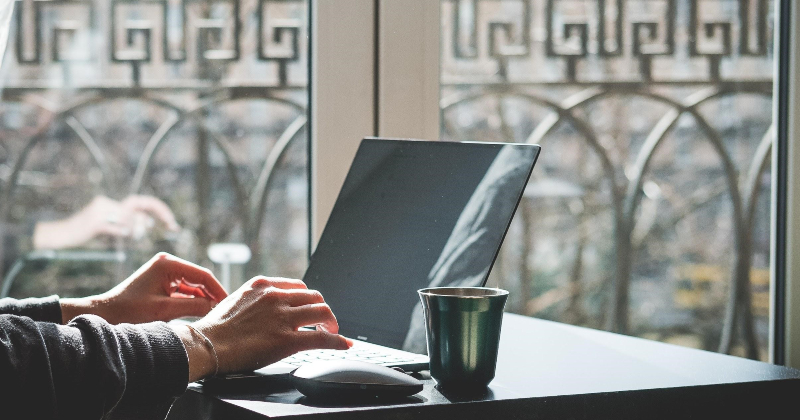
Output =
[{"x1": 282, "y1": 344, "x2": 420, "y2": 367}]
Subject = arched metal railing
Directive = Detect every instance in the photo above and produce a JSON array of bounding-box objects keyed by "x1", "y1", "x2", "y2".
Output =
[
  {"x1": 0, "y1": 0, "x2": 310, "y2": 295},
  {"x1": 440, "y1": 0, "x2": 775, "y2": 359}
]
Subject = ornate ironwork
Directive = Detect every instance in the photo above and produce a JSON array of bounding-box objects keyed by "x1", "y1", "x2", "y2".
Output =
[
  {"x1": 0, "y1": 0, "x2": 310, "y2": 291},
  {"x1": 444, "y1": 0, "x2": 772, "y2": 83},
  {"x1": 441, "y1": 0, "x2": 774, "y2": 360},
  {"x1": 8, "y1": 0, "x2": 303, "y2": 86}
]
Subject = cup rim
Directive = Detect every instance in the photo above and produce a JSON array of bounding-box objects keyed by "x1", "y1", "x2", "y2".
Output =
[{"x1": 418, "y1": 286, "x2": 509, "y2": 298}]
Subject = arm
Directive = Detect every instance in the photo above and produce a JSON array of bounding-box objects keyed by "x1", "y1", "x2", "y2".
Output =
[
  {"x1": 0, "y1": 253, "x2": 219, "y2": 419},
  {"x1": 0, "y1": 314, "x2": 187, "y2": 419},
  {"x1": 0, "y1": 295, "x2": 62, "y2": 322},
  {"x1": 0, "y1": 253, "x2": 352, "y2": 419}
]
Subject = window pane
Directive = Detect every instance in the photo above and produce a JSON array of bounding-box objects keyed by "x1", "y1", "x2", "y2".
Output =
[
  {"x1": 441, "y1": 0, "x2": 774, "y2": 360},
  {"x1": 0, "y1": 0, "x2": 309, "y2": 297}
]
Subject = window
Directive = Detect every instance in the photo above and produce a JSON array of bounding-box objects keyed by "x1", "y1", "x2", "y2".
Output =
[
  {"x1": 438, "y1": 0, "x2": 776, "y2": 361},
  {"x1": 0, "y1": 0, "x2": 794, "y2": 365},
  {"x1": 0, "y1": 0, "x2": 310, "y2": 296}
]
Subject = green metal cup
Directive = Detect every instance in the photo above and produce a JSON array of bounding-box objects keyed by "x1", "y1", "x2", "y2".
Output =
[{"x1": 418, "y1": 287, "x2": 508, "y2": 389}]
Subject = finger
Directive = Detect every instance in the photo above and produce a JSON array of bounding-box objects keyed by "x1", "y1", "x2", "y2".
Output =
[
  {"x1": 288, "y1": 303, "x2": 339, "y2": 334},
  {"x1": 124, "y1": 195, "x2": 179, "y2": 230},
  {"x1": 291, "y1": 331, "x2": 351, "y2": 352},
  {"x1": 249, "y1": 276, "x2": 308, "y2": 291},
  {"x1": 160, "y1": 296, "x2": 215, "y2": 320},
  {"x1": 281, "y1": 289, "x2": 325, "y2": 307},
  {"x1": 156, "y1": 253, "x2": 228, "y2": 302},
  {"x1": 174, "y1": 281, "x2": 211, "y2": 299}
]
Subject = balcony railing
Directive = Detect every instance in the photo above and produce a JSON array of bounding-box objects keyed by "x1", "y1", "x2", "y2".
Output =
[
  {"x1": 0, "y1": 0, "x2": 310, "y2": 294},
  {"x1": 440, "y1": 0, "x2": 774, "y2": 360}
]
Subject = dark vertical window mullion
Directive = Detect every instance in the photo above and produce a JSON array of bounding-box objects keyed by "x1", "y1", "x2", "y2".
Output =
[
  {"x1": 773, "y1": 0, "x2": 791, "y2": 366},
  {"x1": 307, "y1": 0, "x2": 315, "y2": 261},
  {"x1": 373, "y1": 0, "x2": 380, "y2": 137}
]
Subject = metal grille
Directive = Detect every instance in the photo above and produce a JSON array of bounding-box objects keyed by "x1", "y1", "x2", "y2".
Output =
[
  {"x1": 441, "y1": 0, "x2": 774, "y2": 360},
  {"x1": 0, "y1": 0, "x2": 310, "y2": 294}
]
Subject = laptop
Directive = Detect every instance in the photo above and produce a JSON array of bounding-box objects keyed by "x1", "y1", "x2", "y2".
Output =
[{"x1": 224, "y1": 138, "x2": 540, "y2": 378}]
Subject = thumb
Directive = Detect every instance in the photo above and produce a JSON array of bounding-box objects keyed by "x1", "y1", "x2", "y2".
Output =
[{"x1": 163, "y1": 297, "x2": 215, "y2": 320}]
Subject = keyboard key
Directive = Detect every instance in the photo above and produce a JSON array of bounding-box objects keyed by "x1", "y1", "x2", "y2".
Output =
[{"x1": 282, "y1": 346, "x2": 422, "y2": 368}]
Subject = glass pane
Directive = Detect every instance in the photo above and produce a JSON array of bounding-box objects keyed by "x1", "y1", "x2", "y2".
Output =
[
  {"x1": 0, "y1": 0, "x2": 309, "y2": 298},
  {"x1": 441, "y1": 0, "x2": 774, "y2": 360}
]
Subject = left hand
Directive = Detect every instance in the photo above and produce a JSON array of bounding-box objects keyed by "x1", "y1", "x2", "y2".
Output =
[{"x1": 61, "y1": 252, "x2": 228, "y2": 324}]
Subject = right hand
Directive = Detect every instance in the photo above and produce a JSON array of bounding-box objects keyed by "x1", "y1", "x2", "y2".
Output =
[{"x1": 174, "y1": 277, "x2": 353, "y2": 381}]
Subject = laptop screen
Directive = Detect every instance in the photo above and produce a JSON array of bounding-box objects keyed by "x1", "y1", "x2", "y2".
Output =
[{"x1": 304, "y1": 139, "x2": 540, "y2": 352}]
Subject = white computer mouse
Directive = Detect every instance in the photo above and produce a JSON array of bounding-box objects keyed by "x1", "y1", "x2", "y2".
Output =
[{"x1": 291, "y1": 360, "x2": 424, "y2": 400}]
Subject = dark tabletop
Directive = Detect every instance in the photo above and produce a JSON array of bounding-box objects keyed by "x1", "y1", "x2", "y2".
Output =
[{"x1": 166, "y1": 313, "x2": 800, "y2": 419}]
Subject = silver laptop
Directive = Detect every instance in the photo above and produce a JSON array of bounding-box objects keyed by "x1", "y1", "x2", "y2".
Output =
[{"x1": 225, "y1": 138, "x2": 540, "y2": 378}]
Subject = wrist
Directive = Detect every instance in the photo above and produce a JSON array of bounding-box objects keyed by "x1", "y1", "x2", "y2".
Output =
[
  {"x1": 172, "y1": 324, "x2": 217, "y2": 382},
  {"x1": 59, "y1": 296, "x2": 97, "y2": 324},
  {"x1": 33, "y1": 215, "x2": 90, "y2": 250},
  {"x1": 33, "y1": 219, "x2": 67, "y2": 250}
]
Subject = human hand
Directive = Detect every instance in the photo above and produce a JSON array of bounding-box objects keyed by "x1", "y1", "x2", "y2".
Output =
[
  {"x1": 171, "y1": 277, "x2": 353, "y2": 381},
  {"x1": 33, "y1": 195, "x2": 180, "y2": 250},
  {"x1": 60, "y1": 252, "x2": 227, "y2": 324}
]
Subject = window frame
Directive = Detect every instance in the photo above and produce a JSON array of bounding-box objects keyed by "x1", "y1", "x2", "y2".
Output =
[
  {"x1": 776, "y1": 0, "x2": 800, "y2": 367},
  {"x1": 309, "y1": 0, "x2": 440, "y2": 247}
]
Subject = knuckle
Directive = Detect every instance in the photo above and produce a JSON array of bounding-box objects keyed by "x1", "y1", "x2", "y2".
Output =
[
  {"x1": 317, "y1": 304, "x2": 334, "y2": 317},
  {"x1": 259, "y1": 286, "x2": 285, "y2": 303},
  {"x1": 278, "y1": 277, "x2": 306, "y2": 287},
  {"x1": 248, "y1": 277, "x2": 271, "y2": 289},
  {"x1": 240, "y1": 287, "x2": 259, "y2": 301}
]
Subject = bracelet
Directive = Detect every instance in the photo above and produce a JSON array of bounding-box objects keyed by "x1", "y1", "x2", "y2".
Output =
[{"x1": 186, "y1": 324, "x2": 219, "y2": 377}]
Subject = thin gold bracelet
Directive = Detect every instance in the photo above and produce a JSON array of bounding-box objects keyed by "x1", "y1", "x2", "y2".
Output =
[{"x1": 186, "y1": 324, "x2": 219, "y2": 377}]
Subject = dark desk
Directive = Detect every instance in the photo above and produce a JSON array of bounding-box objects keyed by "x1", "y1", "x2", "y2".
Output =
[{"x1": 167, "y1": 314, "x2": 800, "y2": 419}]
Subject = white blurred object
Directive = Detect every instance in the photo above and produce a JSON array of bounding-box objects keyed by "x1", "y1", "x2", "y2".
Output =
[
  {"x1": 0, "y1": 1, "x2": 13, "y2": 67},
  {"x1": 523, "y1": 177, "x2": 584, "y2": 198},
  {"x1": 207, "y1": 243, "x2": 252, "y2": 292}
]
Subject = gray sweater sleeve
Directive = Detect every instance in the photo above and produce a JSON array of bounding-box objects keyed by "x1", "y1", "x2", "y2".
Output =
[
  {"x1": 0, "y1": 295, "x2": 63, "y2": 322},
  {"x1": 0, "y1": 298, "x2": 190, "y2": 419}
]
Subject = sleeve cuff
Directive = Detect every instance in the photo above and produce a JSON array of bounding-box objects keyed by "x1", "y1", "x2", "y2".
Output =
[
  {"x1": 0, "y1": 295, "x2": 62, "y2": 323},
  {"x1": 115, "y1": 321, "x2": 190, "y2": 400}
]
